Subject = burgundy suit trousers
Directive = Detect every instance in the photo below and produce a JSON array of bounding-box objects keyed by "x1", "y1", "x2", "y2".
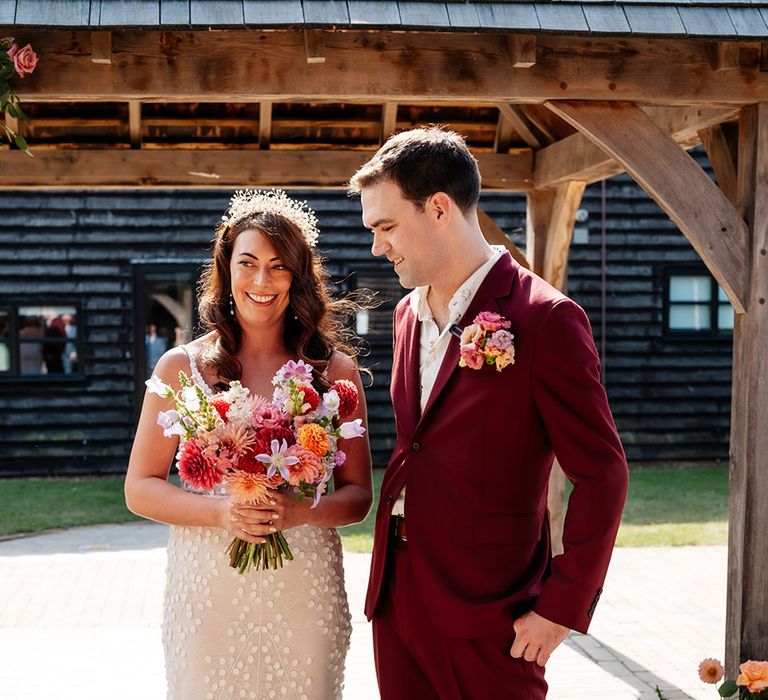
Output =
[{"x1": 372, "y1": 540, "x2": 548, "y2": 700}]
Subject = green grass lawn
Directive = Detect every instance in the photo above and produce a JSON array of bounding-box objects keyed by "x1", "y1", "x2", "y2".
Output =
[{"x1": 0, "y1": 467, "x2": 729, "y2": 550}]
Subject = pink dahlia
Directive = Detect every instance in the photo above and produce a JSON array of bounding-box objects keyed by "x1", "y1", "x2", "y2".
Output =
[
  {"x1": 285, "y1": 444, "x2": 322, "y2": 486},
  {"x1": 177, "y1": 438, "x2": 223, "y2": 491}
]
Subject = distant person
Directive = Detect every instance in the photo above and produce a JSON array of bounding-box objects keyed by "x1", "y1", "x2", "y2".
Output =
[
  {"x1": 144, "y1": 324, "x2": 167, "y2": 377},
  {"x1": 42, "y1": 316, "x2": 66, "y2": 374},
  {"x1": 62, "y1": 313, "x2": 78, "y2": 374},
  {"x1": 19, "y1": 315, "x2": 44, "y2": 374}
]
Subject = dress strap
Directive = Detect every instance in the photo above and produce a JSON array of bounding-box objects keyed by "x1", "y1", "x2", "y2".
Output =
[{"x1": 180, "y1": 346, "x2": 215, "y2": 396}]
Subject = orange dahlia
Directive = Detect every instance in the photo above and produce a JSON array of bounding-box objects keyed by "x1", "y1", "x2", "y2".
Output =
[
  {"x1": 297, "y1": 423, "x2": 330, "y2": 457},
  {"x1": 285, "y1": 445, "x2": 322, "y2": 486},
  {"x1": 331, "y1": 379, "x2": 358, "y2": 419},
  {"x1": 225, "y1": 469, "x2": 272, "y2": 504}
]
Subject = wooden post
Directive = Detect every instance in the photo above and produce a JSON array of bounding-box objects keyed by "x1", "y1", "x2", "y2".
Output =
[
  {"x1": 259, "y1": 102, "x2": 272, "y2": 150},
  {"x1": 477, "y1": 208, "x2": 530, "y2": 269},
  {"x1": 699, "y1": 124, "x2": 738, "y2": 211},
  {"x1": 726, "y1": 103, "x2": 768, "y2": 674},
  {"x1": 526, "y1": 181, "x2": 586, "y2": 554},
  {"x1": 128, "y1": 101, "x2": 141, "y2": 148}
]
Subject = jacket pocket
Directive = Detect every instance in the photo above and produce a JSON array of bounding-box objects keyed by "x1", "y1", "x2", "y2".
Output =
[{"x1": 473, "y1": 512, "x2": 542, "y2": 545}]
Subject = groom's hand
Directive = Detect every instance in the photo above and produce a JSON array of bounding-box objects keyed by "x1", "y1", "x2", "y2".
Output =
[{"x1": 509, "y1": 611, "x2": 570, "y2": 666}]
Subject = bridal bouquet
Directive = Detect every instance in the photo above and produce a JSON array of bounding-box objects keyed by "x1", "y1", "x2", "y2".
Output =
[{"x1": 147, "y1": 359, "x2": 365, "y2": 573}]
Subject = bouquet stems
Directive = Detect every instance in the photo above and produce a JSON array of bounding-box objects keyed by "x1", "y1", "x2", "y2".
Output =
[{"x1": 226, "y1": 532, "x2": 293, "y2": 574}]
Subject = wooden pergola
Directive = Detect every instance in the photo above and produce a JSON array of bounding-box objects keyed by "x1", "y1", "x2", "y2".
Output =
[{"x1": 2, "y1": 0, "x2": 766, "y2": 670}]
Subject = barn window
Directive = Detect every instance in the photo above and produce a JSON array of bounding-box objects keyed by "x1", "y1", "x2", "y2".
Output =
[
  {"x1": 0, "y1": 304, "x2": 82, "y2": 379},
  {"x1": 666, "y1": 272, "x2": 733, "y2": 335}
]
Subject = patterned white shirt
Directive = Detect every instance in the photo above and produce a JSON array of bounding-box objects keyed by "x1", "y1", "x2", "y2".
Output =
[{"x1": 391, "y1": 246, "x2": 506, "y2": 516}]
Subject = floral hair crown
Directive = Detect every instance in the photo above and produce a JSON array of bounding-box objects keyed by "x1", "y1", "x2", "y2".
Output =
[{"x1": 220, "y1": 189, "x2": 320, "y2": 248}]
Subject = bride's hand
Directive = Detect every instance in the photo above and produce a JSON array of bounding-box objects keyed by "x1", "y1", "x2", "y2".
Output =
[
  {"x1": 220, "y1": 498, "x2": 280, "y2": 544},
  {"x1": 267, "y1": 490, "x2": 315, "y2": 532}
]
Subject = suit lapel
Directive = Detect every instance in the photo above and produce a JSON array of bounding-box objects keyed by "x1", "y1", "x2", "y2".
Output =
[
  {"x1": 416, "y1": 253, "x2": 516, "y2": 429},
  {"x1": 392, "y1": 300, "x2": 422, "y2": 436}
]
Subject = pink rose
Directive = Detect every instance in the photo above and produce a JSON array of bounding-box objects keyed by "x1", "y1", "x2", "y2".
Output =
[
  {"x1": 7, "y1": 42, "x2": 37, "y2": 78},
  {"x1": 474, "y1": 311, "x2": 511, "y2": 332},
  {"x1": 459, "y1": 345, "x2": 484, "y2": 370}
]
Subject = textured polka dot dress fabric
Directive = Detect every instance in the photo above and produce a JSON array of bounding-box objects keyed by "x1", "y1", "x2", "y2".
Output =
[{"x1": 162, "y1": 523, "x2": 352, "y2": 699}]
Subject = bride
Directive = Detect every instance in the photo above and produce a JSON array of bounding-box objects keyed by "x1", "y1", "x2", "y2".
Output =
[{"x1": 125, "y1": 189, "x2": 373, "y2": 699}]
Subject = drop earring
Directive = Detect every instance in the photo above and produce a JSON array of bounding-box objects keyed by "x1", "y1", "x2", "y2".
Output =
[{"x1": 229, "y1": 293, "x2": 235, "y2": 317}]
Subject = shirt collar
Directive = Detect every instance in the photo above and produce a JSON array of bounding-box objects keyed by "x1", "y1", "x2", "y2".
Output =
[{"x1": 410, "y1": 246, "x2": 506, "y2": 323}]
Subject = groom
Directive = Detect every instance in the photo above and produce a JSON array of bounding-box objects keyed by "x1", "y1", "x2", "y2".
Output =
[{"x1": 349, "y1": 126, "x2": 629, "y2": 699}]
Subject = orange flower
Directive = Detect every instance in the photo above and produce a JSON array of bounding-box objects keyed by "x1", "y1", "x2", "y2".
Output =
[
  {"x1": 736, "y1": 660, "x2": 768, "y2": 693},
  {"x1": 285, "y1": 445, "x2": 322, "y2": 486},
  {"x1": 297, "y1": 423, "x2": 330, "y2": 457},
  {"x1": 225, "y1": 469, "x2": 272, "y2": 504},
  {"x1": 698, "y1": 658, "x2": 724, "y2": 684}
]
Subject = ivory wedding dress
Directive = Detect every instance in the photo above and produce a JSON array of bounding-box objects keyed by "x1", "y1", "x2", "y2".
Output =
[{"x1": 162, "y1": 350, "x2": 352, "y2": 700}]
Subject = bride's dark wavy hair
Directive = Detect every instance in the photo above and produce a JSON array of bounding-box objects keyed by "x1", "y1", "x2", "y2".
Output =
[{"x1": 197, "y1": 211, "x2": 367, "y2": 391}]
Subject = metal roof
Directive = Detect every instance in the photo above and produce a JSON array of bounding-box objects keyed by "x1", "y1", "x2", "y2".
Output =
[{"x1": 1, "y1": 0, "x2": 767, "y2": 39}]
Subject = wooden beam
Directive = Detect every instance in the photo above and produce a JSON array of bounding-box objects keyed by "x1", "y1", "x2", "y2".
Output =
[
  {"x1": 699, "y1": 124, "x2": 738, "y2": 211},
  {"x1": 726, "y1": 102, "x2": 768, "y2": 674},
  {"x1": 127, "y1": 101, "x2": 141, "y2": 148},
  {"x1": 13, "y1": 30, "x2": 768, "y2": 105},
  {"x1": 508, "y1": 34, "x2": 536, "y2": 69},
  {"x1": 381, "y1": 103, "x2": 397, "y2": 144},
  {"x1": 259, "y1": 102, "x2": 272, "y2": 150},
  {"x1": 494, "y1": 113, "x2": 514, "y2": 154},
  {"x1": 536, "y1": 105, "x2": 740, "y2": 188},
  {"x1": 706, "y1": 42, "x2": 740, "y2": 72},
  {"x1": 497, "y1": 104, "x2": 541, "y2": 149},
  {"x1": 0, "y1": 148, "x2": 533, "y2": 190},
  {"x1": 546, "y1": 101, "x2": 747, "y2": 312},
  {"x1": 304, "y1": 29, "x2": 326, "y2": 64},
  {"x1": 477, "y1": 208, "x2": 529, "y2": 269},
  {"x1": 90, "y1": 31, "x2": 112, "y2": 65}
]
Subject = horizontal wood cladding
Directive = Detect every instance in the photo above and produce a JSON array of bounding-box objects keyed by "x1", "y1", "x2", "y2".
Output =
[{"x1": 0, "y1": 174, "x2": 732, "y2": 474}]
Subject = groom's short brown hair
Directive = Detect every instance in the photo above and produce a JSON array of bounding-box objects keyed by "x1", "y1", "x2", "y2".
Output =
[{"x1": 348, "y1": 126, "x2": 481, "y2": 214}]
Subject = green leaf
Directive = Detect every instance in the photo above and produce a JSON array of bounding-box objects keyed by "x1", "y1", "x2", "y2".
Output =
[
  {"x1": 14, "y1": 133, "x2": 28, "y2": 151},
  {"x1": 14, "y1": 103, "x2": 29, "y2": 122},
  {"x1": 719, "y1": 680, "x2": 738, "y2": 697},
  {"x1": 5, "y1": 101, "x2": 20, "y2": 119}
]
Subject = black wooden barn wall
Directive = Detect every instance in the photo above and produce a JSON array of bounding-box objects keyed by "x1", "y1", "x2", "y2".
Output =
[{"x1": 0, "y1": 182, "x2": 732, "y2": 476}]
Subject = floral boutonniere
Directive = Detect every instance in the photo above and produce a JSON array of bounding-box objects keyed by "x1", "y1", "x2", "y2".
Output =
[{"x1": 451, "y1": 311, "x2": 515, "y2": 372}]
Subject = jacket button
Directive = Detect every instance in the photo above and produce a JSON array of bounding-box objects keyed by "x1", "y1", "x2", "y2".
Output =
[
  {"x1": 386, "y1": 495, "x2": 394, "y2": 505},
  {"x1": 411, "y1": 441, "x2": 421, "y2": 452}
]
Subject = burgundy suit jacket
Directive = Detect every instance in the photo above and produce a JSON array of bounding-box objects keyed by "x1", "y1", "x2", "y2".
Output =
[{"x1": 364, "y1": 252, "x2": 629, "y2": 638}]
